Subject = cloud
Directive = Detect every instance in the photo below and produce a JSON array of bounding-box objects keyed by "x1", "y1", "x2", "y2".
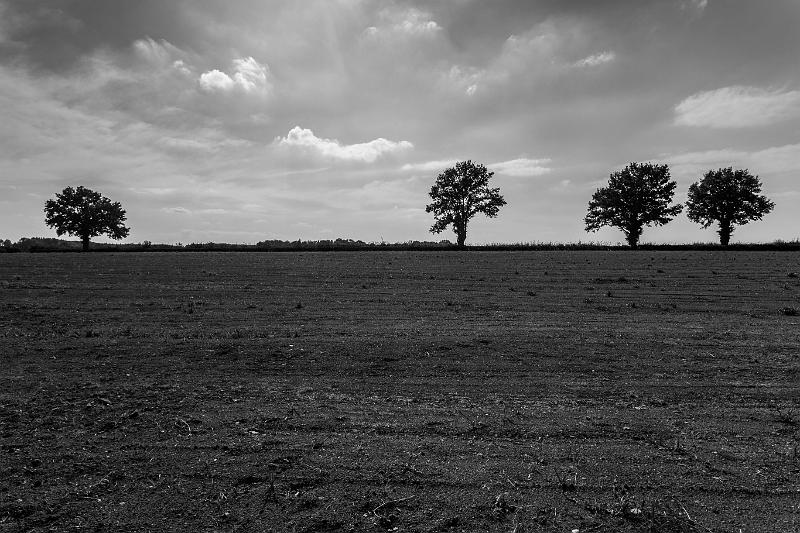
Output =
[
  {"x1": 133, "y1": 37, "x2": 185, "y2": 68},
  {"x1": 442, "y1": 18, "x2": 601, "y2": 96},
  {"x1": 130, "y1": 187, "x2": 177, "y2": 196},
  {"x1": 674, "y1": 86, "x2": 800, "y2": 128},
  {"x1": 392, "y1": 8, "x2": 442, "y2": 35},
  {"x1": 573, "y1": 51, "x2": 616, "y2": 68},
  {"x1": 401, "y1": 158, "x2": 551, "y2": 177},
  {"x1": 363, "y1": 7, "x2": 442, "y2": 39},
  {"x1": 401, "y1": 160, "x2": 459, "y2": 172},
  {"x1": 658, "y1": 143, "x2": 800, "y2": 180},
  {"x1": 172, "y1": 60, "x2": 192, "y2": 76},
  {"x1": 199, "y1": 57, "x2": 271, "y2": 95},
  {"x1": 332, "y1": 176, "x2": 428, "y2": 212},
  {"x1": 491, "y1": 158, "x2": 552, "y2": 177},
  {"x1": 443, "y1": 65, "x2": 486, "y2": 96},
  {"x1": 158, "y1": 129, "x2": 253, "y2": 154},
  {"x1": 162, "y1": 206, "x2": 191, "y2": 215},
  {"x1": 276, "y1": 126, "x2": 412, "y2": 162},
  {"x1": 199, "y1": 70, "x2": 235, "y2": 91},
  {"x1": 0, "y1": 3, "x2": 83, "y2": 44},
  {"x1": 682, "y1": 0, "x2": 709, "y2": 14}
]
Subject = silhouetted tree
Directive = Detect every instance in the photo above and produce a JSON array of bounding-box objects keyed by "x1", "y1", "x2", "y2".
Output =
[
  {"x1": 426, "y1": 160, "x2": 506, "y2": 248},
  {"x1": 585, "y1": 162, "x2": 682, "y2": 248},
  {"x1": 686, "y1": 168, "x2": 774, "y2": 246},
  {"x1": 44, "y1": 186, "x2": 130, "y2": 251}
]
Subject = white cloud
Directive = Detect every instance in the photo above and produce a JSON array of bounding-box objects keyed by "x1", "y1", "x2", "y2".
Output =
[
  {"x1": 199, "y1": 69, "x2": 235, "y2": 91},
  {"x1": 199, "y1": 57, "x2": 271, "y2": 95},
  {"x1": 276, "y1": 126, "x2": 413, "y2": 162},
  {"x1": 401, "y1": 159, "x2": 459, "y2": 172},
  {"x1": 675, "y1": 86, "x2": 800, "y2": 128},
  {"x1": 231, "y1": 57, "x2": 269, "y2": 92},
  {"x1": 491, "y1": 158, "x2": 552, "y2": 177},
  {"x1": 573, "y1": 51, "x2": 616, "y2": 68}
]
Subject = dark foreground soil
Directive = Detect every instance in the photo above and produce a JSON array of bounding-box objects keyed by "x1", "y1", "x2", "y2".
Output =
[{"x1": 1, "y1": 251, "x2": 798, "y2": 532}]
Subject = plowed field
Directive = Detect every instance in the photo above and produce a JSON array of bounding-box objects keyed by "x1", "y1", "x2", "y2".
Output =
[{"x1": 1, "y1": 251, "x2": 798, "y2": 532}]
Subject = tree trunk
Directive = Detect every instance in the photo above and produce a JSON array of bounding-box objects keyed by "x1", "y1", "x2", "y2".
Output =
[
  {"x1": 456, "y1": 228, "x2": 466, "y2": 248},
  {"x1": 454, "y1": 217, "x2": 467, "y2": 249},
  {"x1": 625, "y1": 224, "x2": 642, "y2": 248},
  {"x1": 82, "y1": 236, "x2": 90, "y2": 252},
  {"x1": 718, "y1": 221, "x2": 732, "y2": 246}
]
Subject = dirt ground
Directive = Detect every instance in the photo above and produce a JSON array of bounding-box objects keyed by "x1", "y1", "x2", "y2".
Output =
[{"x1": 1, "y1": 251, "x2": 798, "y2": 532}]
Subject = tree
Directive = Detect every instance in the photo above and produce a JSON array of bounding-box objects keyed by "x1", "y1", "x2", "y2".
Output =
[
  {"x1": 425, "y1": 160, "x2": 506, "y2": 248},
  {"x1": 585, "y1": 162, "x2": 683, "y2": 248},
  {"x1": 44, "y1": 186, "x2": 130, "y2": 251},
  {"x1": 686, "y1": 168, "x2": 774, "y2": 246}
]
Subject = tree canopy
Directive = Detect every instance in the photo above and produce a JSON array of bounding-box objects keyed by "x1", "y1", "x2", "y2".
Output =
[
  {"x1": 686, "y1": 168, "x2": 774, "y2": 245},
  {"x1": 585, "y1": 162, "x2": 683, "y2": 248},
  {"x1": 44, "y1": 186, "x2": 130, "y2": 251},
  {"x1": 425, "y1": 160, "x2": 506, "y2": 248}
]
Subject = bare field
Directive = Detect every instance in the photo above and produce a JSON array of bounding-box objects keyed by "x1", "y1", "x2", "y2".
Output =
[{"x1": 1, "y1": 251, "x2": 799, "y2": 532}]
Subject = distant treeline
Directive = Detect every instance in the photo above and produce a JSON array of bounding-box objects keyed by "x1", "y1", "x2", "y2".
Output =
[{"x1": 2, "y1": 236, "x2": 800, "y2": 253}]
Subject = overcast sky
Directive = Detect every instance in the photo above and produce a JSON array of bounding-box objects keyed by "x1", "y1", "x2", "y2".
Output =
[{"x1": 1, "y1": 0, "x2": 799, "y2": 245}]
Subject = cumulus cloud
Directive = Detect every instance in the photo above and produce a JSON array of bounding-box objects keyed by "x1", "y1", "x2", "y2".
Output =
[
  {"x1": 199, "y1": 70, "x2": 235, "y2": 91},
  {"x1": 276, "y1": 127, "x2": 413, "y2": 162},
  {"x1": 199, "y1": 57, "x2": 271, "y2": 95},
  {"x1": 573, "y1": 51, "x2": 616, "y2": 68},
  {"x1": 491, "y1": 158, "x2": 552, "y2": 177},
  {"x1": 675, "y1": 86, "x2": 800, "y2": 128}
]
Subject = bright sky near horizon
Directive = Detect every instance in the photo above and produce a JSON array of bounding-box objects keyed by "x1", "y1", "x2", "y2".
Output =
[{"x1": 1, "y1": 0, "x2": 799, "y2": 245}]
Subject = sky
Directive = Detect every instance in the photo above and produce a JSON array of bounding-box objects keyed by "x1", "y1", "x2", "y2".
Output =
[{"x1": 1, "y1": 0, "x2": 799, "y2": 245}]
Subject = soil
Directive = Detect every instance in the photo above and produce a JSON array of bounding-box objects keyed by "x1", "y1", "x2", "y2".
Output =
[{"x1": 1, "y1": 251, "x2": 798, "y2": 532}]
